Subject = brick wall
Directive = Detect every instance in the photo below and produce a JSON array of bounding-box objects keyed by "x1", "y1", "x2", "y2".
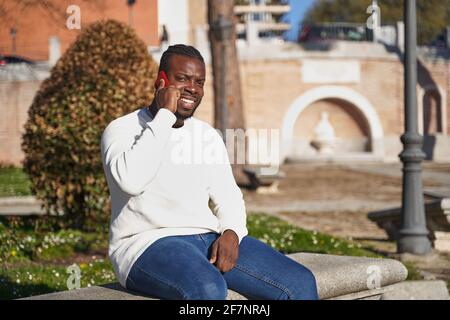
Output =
[
  {"x1": 0, "y1": 0, "x2": 159, "y2": 62},
  {"x1": 0, "y1": 80, "x2": 42, "y2": 165}
]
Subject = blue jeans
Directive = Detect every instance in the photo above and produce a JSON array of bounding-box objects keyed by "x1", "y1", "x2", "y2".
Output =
[{"x1": 126, "y1": 233, "x2": 319, "y2": 300}]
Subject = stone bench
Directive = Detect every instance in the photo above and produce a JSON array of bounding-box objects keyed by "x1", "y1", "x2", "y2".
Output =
[
  {"x1": 368, "y1": 194, "x2": 450, "y2": 252},
  {"x1": 22, "y1": 253, "x2": 409, "y2": 300},
  {"x1": 243, "y1": 167, "x2": 285, "y2": 193}
]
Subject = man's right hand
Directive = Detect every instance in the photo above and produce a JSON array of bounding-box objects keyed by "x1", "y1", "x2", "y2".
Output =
[{"x1": 155, "y1": 79, "x2": 180, "y2": 113}]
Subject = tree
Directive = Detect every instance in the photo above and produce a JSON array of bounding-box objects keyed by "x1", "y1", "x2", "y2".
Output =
[
  {"x1": 22, "y1": 20, "x2": 158, "y2": 231},
  {"x1": 208, "y1": 0, "x2": 250, "y2": 186},
  {"x1": 303, "y1": 0, "x2": 450, "y2": 45}
]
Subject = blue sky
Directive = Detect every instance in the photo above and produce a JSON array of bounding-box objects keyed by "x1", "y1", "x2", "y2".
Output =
[{"x1": 283, "y1": 0, "x2": 316, "y2": 41}]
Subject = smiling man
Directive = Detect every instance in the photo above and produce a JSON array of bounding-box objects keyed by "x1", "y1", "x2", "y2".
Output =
[
  {"x1": 101, "y1": 44, "x2": 319, "y2": 300},
  {"x1": 151, "y1": 47, "x2": 205, "y2": 128}
]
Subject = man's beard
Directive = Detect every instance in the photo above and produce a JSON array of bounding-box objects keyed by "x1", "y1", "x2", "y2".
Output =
[{"x1": 174, "y1": 104, "x2": 199, "y2": 120}]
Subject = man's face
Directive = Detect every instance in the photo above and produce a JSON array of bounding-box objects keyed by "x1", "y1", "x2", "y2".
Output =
[{"x1": 165, "y1": 54, "x2": 205, "y2": 121}]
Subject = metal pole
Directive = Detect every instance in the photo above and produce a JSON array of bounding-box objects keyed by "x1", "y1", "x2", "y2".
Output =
[
  {"x1": 221, "y1": 40, "x2": 228, "y2": 142},
  {"x1": 127, "y1": 0, "x2": 135, "y2": 27},
  {"x1": 10, "y1": 28, "x2": 17, "y2": 55},
  {"x1": 128, "y1": 7, "x2": 134, "y2": 27},
  {"x1": 397, "y1": 0, "x2": 432, "y2": 255}
]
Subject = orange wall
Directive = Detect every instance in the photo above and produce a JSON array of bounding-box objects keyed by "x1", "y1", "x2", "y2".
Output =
[{"x1": 0, "y1": 0, "x2": 159, "y2": 61}]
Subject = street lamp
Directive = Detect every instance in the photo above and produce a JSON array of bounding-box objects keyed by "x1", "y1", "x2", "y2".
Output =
[
  {"x1": 10, "y1": 27, "x2": 17, "y2": 55},
  {"x1": 127, "y1": 0, "x2": 136, "y2": 27},
  {"x1": 210, "y1": 14, "x2": 233, "y2": 142},
  {"x1": 398, "y1": 0, "x2": 432, "y2": 255}
]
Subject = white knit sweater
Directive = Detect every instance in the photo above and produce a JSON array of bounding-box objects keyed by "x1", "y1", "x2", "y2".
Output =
[{"x1": 101, "y1": 107, "x2": 248, "y2": 287}]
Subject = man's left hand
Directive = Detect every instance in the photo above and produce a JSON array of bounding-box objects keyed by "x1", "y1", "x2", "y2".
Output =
[{"x1": 209, "y1": 230, "x2": 239, "y2": 273}]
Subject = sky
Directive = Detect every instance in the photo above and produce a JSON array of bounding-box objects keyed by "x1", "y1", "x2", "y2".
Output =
[{"x1": 283, "y1": 0, "x2": 316, "y2": 41}]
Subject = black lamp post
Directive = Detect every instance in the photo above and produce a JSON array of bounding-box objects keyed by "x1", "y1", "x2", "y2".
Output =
[
  {"x1": 127, "y1": 0, "x2": 136, "y2": 27},
  {"x1": 10, "y1": 27, "x2": 17, "y2": 55},
  {"x1": 210, "y1": 14, "x2": 233, "y2": 142},
  {"x1": 398, "y1": 0, "x2": 432, "y2": 255}
]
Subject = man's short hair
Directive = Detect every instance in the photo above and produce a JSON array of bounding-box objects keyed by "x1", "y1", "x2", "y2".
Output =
[{"x1": 159, "y1": 44, "x2": 205, "y2": 73}]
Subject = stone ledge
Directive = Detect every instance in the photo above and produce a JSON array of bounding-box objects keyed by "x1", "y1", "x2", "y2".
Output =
[
  {"x1": 381, "y1": 280, "x2": 450, "y2": 300},
  {"x1": 0, "y1": 196, "x2": 44, "y2": 216},
  {"x1": 289, "y1": 253, "x2": 407, "y2": 299},
  {"x1": 21, "y1": 253, "x2": 408, "y2": 300}
]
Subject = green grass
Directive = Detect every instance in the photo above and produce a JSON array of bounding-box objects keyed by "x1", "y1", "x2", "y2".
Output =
[
  {"x1": 0, "y1": 258, "x2": 115, "y2": 299},
  {"x1": 402, "y1": 261, "x2": 422, "y2": 281},
  {"x1": 0, "y1": 216, "x2": 111, "y2": 299},
  {"x1": 247, "y1": 213, "x2": 381, "y2": 258},
  {"x1": 0, "y1": 166, "x2": 32, "y2": 197},
  {"x1": 0, "y1": 213, "x2": 383, "y2": 299}
]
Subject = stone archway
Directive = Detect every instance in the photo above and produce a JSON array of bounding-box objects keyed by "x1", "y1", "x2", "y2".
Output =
[
  {"x1": 418, "y1": 85, "x2": 446, "y2": 160},
  {"x1": 418, "y1": 85, "x2": 447, "y2": 136},
  {"x1": 281, "y1": 86, "x2": 384, "y2": 161}
]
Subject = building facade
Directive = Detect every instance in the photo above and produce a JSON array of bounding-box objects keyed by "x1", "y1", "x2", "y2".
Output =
[{"x1": 0, "y1": 1, "x2": 449, "y2": 166}]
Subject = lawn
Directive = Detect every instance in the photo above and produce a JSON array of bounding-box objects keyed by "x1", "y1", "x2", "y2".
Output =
[
  {"x1": 0, "y1": 216, "x2": 112, "y2": 299},
  {"x1": 0, "y1": 166, "x2": 32, "y2": 197},
  {"x1": 0, "y1": 213, "x2": 385, "y2": 300}
]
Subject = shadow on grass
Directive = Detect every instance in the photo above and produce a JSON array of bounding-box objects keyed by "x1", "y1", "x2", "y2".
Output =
[
  {"x1": 0, "y1": 275, "x2": 58, "y2": 300},
  {"x1": 359, "y1": 246, "x2": 394, "y2": 258},
  {"x1": 352, "y1": 237, "x2": 392, "y2": 242},
  {"x1": 350, "y1": 237, "x2": 398, "y2": 258}
]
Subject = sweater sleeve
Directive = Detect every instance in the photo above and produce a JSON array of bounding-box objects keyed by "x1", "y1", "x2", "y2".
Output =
[
  {"x1": 101, "y1": 108, "x2": 177, "y2": 196},
  {"x1": 207, "y1": 133, "x2": 248, "y2": 243}
]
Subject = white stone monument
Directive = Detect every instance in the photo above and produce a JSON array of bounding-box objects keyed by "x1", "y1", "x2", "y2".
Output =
[
  {"x1": 311, "y1": 111, "x2": 336, "y2": 155},
  {"x1": 48, "y1": 36, "x2": 61, "y2": 67}
]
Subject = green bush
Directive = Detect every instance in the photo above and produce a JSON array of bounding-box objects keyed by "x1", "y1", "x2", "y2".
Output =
[{"x1": 22, "y1": 20, "x2": 158, "y2": 231}]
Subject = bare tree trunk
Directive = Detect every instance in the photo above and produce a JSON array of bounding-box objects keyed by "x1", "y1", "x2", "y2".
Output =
[{"x1": 207, "y1": 0, "x2": 250, "y2": 186}]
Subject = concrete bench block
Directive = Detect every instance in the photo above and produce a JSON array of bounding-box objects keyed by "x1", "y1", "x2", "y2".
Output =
[
  {"x1": 289, "y1": 253, "x2": 408, "y2": 299},
  {"x1": 380, "y1": 280, "x2": 450, "y2": 300},
  {"x1": 243, "y1": 167, "x2": 285, "y2": 190},
  {"x1": 21, "y1": 253, "x2": 408, "y2": 300},
  {"x1": 368, "y1": 197, "x2": 450, "y2": 252}
]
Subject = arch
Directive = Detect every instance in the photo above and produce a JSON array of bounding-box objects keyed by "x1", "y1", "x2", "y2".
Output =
[
  {"x1": 418, "y1": 85, "x2": 447, "y2": 136},
  {"x1": 281, "y1": 86, "x2": 384, "y2": 160}
]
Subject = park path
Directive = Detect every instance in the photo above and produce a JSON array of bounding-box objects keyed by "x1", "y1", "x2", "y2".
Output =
[
  {"x1": 243, "y1": 162, "x2": 450, "y2": 241},
  {"x1": 341, "y1": 163, "x2": 450, "y2": 197}
]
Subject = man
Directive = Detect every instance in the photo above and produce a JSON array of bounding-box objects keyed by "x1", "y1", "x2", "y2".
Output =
[{"x1": 101, "y1": 44, "x2": 318, "y2": 300}]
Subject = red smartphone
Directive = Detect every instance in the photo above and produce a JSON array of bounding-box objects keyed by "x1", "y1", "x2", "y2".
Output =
[{"x1": 154, "y1": 71, "x2": 170, "y2": 89}]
